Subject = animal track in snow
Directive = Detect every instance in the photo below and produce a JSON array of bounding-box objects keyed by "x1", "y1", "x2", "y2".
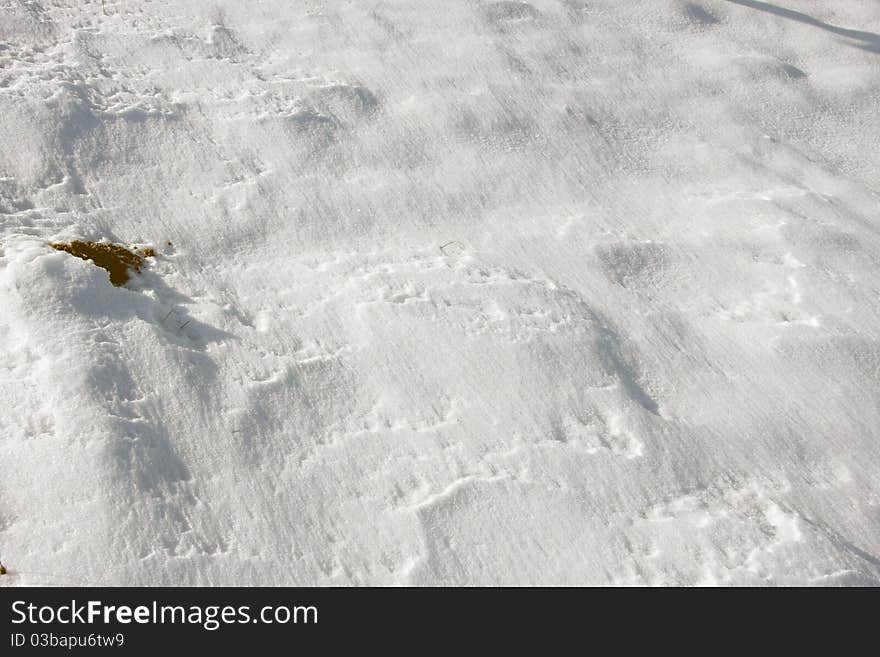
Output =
[
  {"x1": 626, "y1": 479, "x2": 816, "y2": 584},
  {"x1": 551, "y1": 411, "x2": 644, "y2": 459},
  {"x1": 596, "y1": 241, "x2": 676, "y2": 291},
  {"x1": 483, "y1": 1, "x2": 542, "y2": 25}
]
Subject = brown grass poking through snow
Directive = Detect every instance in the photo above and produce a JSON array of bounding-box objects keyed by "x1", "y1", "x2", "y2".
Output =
[{"x1": 50, "y1": 241, "x2": 154, "y2": 286}]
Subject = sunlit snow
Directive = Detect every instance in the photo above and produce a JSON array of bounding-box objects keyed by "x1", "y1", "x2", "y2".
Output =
[{"x1": 1, "y1": 0, "x2": 879, "y2": 586}]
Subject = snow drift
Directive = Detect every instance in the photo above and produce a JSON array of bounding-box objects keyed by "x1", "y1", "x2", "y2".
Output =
[{"x1": 1, "y1": 0, "x2": 879, "y2": 585}]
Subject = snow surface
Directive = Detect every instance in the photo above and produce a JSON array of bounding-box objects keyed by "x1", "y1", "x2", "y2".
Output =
[{"x1": 1, "y1": 0, "x2": 879, "y2": 586}]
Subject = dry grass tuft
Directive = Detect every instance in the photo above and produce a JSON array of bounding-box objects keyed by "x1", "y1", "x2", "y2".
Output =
[{"x1": 51, "y1": 240, "x2": 155, "y2": 286}]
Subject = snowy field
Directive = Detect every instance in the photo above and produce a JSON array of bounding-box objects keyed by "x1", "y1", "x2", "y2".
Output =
[{"x1": 1, "y1": 0, "x2": 879, "y2": 586}]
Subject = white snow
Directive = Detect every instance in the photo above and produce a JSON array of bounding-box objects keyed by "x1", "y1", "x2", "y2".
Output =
[{"x1": 1, "y1": 0, "x2": 879, "y2": 586}]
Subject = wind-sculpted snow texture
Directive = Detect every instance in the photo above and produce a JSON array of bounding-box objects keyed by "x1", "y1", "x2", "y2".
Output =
[{"x1": 1, "y1": 1, "x2": 879, "y2": 586}]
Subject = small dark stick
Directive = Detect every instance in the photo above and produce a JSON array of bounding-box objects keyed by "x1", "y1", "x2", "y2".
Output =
[
  {"x1": 0, "y1": 561, "x2": 7, "y2": 575},
  {"x1": 440, "y1": 240, "x2": 464, "y2": 255}
]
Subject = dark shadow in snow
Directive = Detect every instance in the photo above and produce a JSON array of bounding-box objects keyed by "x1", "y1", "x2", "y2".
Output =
[
  {"x1": 725, "y1": 0, "x2": 880, "y2": 53},
  {"x1": 131, "y1": 269, "x2": 239, "y2": 350},
  {"x1": 597, "y1": 329, "x2": 660, "y2": 416},
  {"x1": 89, "y1": 353, "x2": 193, "y2": 490},
  {"x1": 553, "y1": 285, "x2": 661, "y2": 416},
  {"x1": 799, "y1": 514, "x2": 880, "y2": 570},
  {"x1": 685, "y1": 3, "x2": 720, "y2": 25},
  {"x1": 58, "y1": 252, "x2": 238, "y2": 351},
  {"x1": 55, "y1": 85, "x2": 101, "y2": 195}
]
